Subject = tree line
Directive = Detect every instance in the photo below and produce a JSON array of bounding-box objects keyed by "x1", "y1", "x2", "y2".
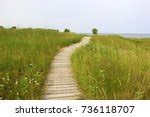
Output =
[{"x1": 0, "y1": 26, "x2": 98, "y2": 34}]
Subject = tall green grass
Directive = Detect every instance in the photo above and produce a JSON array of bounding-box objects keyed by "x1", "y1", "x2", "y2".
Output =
[
  {"x1": 71, "y1": 35, "x2": 150, "y2": 99},
  {"x1": 0, "y1": 28, "x2": 83, "y2": 99}
]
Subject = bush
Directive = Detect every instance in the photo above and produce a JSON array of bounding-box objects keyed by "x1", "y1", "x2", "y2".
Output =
[
  {"x1": 64, "y1": 29, "x2": 70, "y2": 33},
  {"x1": 92, "y1": 28, "x2": 98, "y2": 35},
  {"x1": 10, "y1": 26, "x2": 17, "y2": 29},
  {"x1": 0, "y1": 26, "x2": 4, "y2": 29}
]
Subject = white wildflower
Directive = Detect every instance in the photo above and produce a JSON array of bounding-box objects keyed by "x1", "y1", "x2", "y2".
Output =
[
  {"x1": 2, "y1": 78, "x2": 5, "y2": 80},
  {"x1": 15, "y1": 81, "x2": 18, "y2": 85},
  {"x1": 29, "y1": 79, "x2": 32, "y2": 84},
  {"x1": 36, "y1": 83, "x2": 39, "y2": 86}
]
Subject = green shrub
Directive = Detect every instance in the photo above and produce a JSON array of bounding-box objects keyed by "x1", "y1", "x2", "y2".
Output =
[
  {"x1": 92, "y1": 28, "x2": 98, "y2": 35},
  {"x1": 64, "y1": 28, "x2": 70, "y2": 33}
]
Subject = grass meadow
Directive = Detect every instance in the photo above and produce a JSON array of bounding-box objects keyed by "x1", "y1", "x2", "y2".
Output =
[
  {"x1": 0, "y1": 28, "x2": 83, "y2": 99},
  {"x1": 71, "y1": 35, "x2": 150, "y2": 100}
]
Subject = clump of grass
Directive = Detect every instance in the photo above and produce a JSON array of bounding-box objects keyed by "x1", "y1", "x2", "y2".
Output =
[
  {"x1": 71, "y1": 35, "x2": 150, "y2": 99},
  {"x1": 0, "y1": 28, "x2": 83, "y2": 99}
]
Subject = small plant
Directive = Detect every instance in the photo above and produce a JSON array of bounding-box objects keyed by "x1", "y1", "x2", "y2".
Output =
[
  {"x1": 92, "y1": 28, "x2": 98, "y2": 35},
  {"x1": 64, "y1": 28, "x2": 70, "y2": 33}
]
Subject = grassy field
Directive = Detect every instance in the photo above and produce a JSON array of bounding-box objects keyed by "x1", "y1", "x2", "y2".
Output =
[
  {"x1": 0, "y1": 28, "x2": 83, "y2": 99},
  {"x1": 71, "y1": 35, "x2": 150, "y2": 100}
]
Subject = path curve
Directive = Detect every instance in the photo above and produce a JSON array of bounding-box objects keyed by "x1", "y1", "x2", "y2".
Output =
[{"x1": 43, "y1": 37, "x2": 91, "y2": 100}]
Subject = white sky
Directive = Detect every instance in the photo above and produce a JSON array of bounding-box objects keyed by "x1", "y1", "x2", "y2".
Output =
[{"x1": 0, "y1": 0, "x2": 150, "y2": 33}]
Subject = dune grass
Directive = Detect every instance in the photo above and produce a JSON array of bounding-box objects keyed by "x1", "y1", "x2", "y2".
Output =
[
  {"x1": 0, "y1": 28, "x2": 83, "y2": 99},
  {"x1": 71, "y1": 35, "x2": 150, "y2": 100}
]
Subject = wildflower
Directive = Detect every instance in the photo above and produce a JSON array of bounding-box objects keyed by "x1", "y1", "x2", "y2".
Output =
[
  {"x1": 0, "y1": 84, "x2": 4, "y2": 88},
  {"x1": 2, "y1": 78, "x2": 5, "y2": 80},
  {"x1": 15, "y1": 81, "x2": 18, "y2": 85},
  {"x1": 29, "y1": 79, "x2": 32, "y2": 84},
  {"x1": 36, "y1": 83, "x2": 39, "y2": 86},
  {"x1": 29, "y1": 64, "x2": 33, "y2": 67},
  {"x1": 7, "y1": 78, "x2": 10, "y2": 81}
]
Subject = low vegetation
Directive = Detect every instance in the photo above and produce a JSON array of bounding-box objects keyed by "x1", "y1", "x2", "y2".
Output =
[
  {"x1": 71, "y1": 35, "x2": 150, "y2": 99},
  {"x1": 0, "y1": 28, "x2": 83, "y2": 99}
]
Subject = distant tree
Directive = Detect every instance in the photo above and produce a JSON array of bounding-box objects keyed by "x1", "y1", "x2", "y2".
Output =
[
  {"x1": 64, "y1": 28, "x2": 70, "y2": 33},
  {"x1": 10, "y1": 26, "x2": 17, "y2": 29},
  {"x1": 0, "y1": 26, "x2": 4, "y2": 29},
  {"x1": 92, "y1": 28, "x2": 98, "y2": 35},
  {"x1": 56, "y1": 29, "x2": 59, "y2": 32}
]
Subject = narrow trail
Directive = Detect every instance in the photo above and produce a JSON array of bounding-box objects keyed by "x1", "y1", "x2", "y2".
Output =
[{"x1": 43, "y1": 37, "x2": 91, "y2": 100}]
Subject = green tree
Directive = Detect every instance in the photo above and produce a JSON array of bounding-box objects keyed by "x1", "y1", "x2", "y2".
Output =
[
  {"x1": 64, "y1": 28, "x2": 70, "y2": 33},
  {"x1": 92, "y1": 28, "x2": 98, "y2": 35},
  {"x1": 10, "y1": 26, "x2": 17, "y2": 29}
]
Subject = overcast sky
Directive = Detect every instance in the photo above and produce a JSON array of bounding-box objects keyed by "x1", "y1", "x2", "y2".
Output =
[{"x1": 0, "y1": 0, "x2": 150, "y2": 33}]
